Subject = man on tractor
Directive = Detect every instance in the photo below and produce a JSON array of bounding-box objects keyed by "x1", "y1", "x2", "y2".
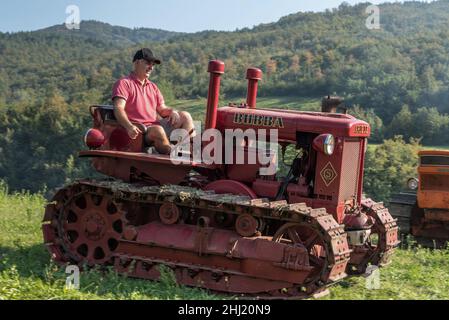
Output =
[{"x1": 112, "y1": 48, "x2": 195, "y2": 155}]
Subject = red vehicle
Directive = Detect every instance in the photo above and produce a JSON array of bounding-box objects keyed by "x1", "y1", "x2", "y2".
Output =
[{"x1": 42, "y1": 61, "x2": 399, "y2": 298}]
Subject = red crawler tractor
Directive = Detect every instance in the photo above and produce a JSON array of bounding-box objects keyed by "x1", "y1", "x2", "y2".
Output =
[{"x1": 42, "y1": 60, "x2": 399, "y2": 298}]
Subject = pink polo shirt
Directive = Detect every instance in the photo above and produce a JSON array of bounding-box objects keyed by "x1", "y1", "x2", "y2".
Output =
[{"x1": 112, "y1": 73, "x2": 165, "y2": 125}]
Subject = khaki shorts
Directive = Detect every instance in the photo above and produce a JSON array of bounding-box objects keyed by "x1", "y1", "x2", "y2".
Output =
[{"x1": 144, "y1": 118, "x2": 175, "y2": 146}]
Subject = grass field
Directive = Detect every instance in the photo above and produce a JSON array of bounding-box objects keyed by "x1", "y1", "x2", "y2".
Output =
[
  {"x1": 367, "y1": 143, "x2": 449, "y2": 153},
  {"x1": 1, "y1": 183, "x2": 448, "y2": 300},
  {"x1": 171, "y1": 96, "x2": 320, "y2": 121}
]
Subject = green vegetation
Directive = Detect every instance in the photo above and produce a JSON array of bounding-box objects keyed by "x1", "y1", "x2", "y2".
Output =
[
  {"x1": 2, "y1": 1, "x2": 449, "y2": 193},
  {"x1": 423, "y1": 145, "x2": 449, "y2": 151},
  {"x1": 364, "y1": 136, "x2": 421, "y2": 201},
  {"x1": 1, "y1": 183, "x2": 448, "y2": 300},
  {"x1": 38, "y1": 21, "x2": 183, "y2": 47},
  {"x1": 171, "y1": 96, "x2": 320, "y2": 120},
  {"x1": 326, "y1": 243, "x2": 449, "y2": 300},
  {"x1": 365, "y1": 138, "x2": 449, "y2": 201}
]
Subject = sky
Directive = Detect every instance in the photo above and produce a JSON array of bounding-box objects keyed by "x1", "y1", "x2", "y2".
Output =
[{"x1": 0, "y1": 0, "x2": 436, "y2": 33}]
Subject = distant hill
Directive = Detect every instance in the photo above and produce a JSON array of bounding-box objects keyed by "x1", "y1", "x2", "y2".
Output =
[{"x1": 35, "y1": 20, "x2": 183, "y2": 47}]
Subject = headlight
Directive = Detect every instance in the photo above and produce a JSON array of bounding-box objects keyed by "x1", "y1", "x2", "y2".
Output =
[
  {"x1": 84, "y1": 128, "x2": 105, "y2": 149},
  {"x1": 324, "y1": 134, "x2": 335, "y2": 155},
  {"x1": 407, "y1": 178, "x2": 418, "y2": 190},
  {"x1": 313, "y1": 134, "x2": 335, "y2": 156}
]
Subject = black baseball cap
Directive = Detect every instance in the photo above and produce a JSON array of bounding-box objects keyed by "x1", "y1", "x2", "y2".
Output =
[{"x1": 133, "y1": 48, "x2": 161, "y2": 65}]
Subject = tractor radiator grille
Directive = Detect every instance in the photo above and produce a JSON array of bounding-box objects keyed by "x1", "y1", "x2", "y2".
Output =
[
  {"x1": 421, "y1": 174, "x2": 449, "y2": 191},
  {"x1": 421, "y1": 155, "x2": 449, "y2": 166},
  {"x1": 339, "y1": 140, "x2": 361, "y2": 202}
]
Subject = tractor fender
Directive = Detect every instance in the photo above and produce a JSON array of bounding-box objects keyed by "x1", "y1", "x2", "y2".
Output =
[{"x1": 204, "y1": 180, "x2": 257, "y2": 199}]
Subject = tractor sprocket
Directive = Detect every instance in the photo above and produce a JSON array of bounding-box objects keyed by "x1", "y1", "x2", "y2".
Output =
[
  {"x1": 273, "y1": 223, "x2": 328, "y2": 283},
  {"x1": 43, "y1": 185, "x2": 125, "y2": 266}
]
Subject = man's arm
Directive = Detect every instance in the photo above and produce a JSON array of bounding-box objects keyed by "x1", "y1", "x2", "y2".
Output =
[
  {"x1": 155, "y1": 84, "x2": 180, "y2": 126},
  {"x1": 113, "y1": 97, "x2": 141, "y2": 139},
  {"x1": 156, "y1": 104, "x2": 173, "y2": 118},
  {"x1": 157, "y1": 104, "x2": 180, "y2": 126}
]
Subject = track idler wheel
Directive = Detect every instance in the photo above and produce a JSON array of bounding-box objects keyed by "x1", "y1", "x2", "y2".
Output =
[
  {"x1": 235, "y1": 214, "x2": 261, "y2": 237},
  {"x1": 348, "y1": 199, "x2": 399, "y2": 274}
]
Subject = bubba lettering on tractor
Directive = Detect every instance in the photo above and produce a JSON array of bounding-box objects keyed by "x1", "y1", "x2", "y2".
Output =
[
  {"x1": 178, "y1": 304, "x2": 213, "y2": 318},
  {"x1": 233, "y1": 113, "x2": 285, "y2": 128}
]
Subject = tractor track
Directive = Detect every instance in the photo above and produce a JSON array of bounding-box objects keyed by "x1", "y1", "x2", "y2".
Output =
[{"x1": 43, "y1": 179, "x2": 355, "y2": 298}]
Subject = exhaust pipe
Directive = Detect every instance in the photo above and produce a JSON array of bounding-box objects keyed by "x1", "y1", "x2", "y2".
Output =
[
  {"x1": 205, "y1": 60, "x2": 225, "y2": 130},
  {"x1": 246, "y1": 68, "x2": 263, "y2": 109},
  {"x1": 321, "y1": 95, "x2": 344, "y2": 113}
]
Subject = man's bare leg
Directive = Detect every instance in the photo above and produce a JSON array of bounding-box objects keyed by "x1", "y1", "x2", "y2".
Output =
[
  {"x1": 146, "y1": 125, "x2": 171, "y2": 155},
  {"x1": 178, "y1": 111, "x2": 196, "y2": 137}
]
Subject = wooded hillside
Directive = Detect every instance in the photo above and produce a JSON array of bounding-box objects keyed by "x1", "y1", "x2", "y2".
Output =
[{"x1": 1, "y1": 1, "x2": 449, "y2": 194}]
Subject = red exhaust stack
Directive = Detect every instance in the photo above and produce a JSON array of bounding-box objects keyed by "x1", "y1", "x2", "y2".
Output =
[
  {"x1": 205, "y1": 60, "x2": 225, "y2": 130},
  {"x1": 246, "y1": 68, "x2": 263, "y2": 109}
]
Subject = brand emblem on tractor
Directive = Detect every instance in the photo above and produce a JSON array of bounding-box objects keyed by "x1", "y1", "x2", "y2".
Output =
[
  {"x1": 320, "y1": 162, "x2": 338, "y2": 187},
  {"x1": 354, "y1": 125, "x2": 369, "y2": 135},
  {"x1": 233, "y1": 113, "x2": 285, "y2": 128}
]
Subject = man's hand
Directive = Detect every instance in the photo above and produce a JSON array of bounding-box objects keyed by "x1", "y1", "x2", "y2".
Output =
[
  {"x1": 126, "y1": 125, "x2": 142, "y2": 140},
  {"x1": 168, "y1": 110, "x2": 181, "y2": 127},
  {"x1": 113, "y1": 98, "x2": 142, "y2": 139}
]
